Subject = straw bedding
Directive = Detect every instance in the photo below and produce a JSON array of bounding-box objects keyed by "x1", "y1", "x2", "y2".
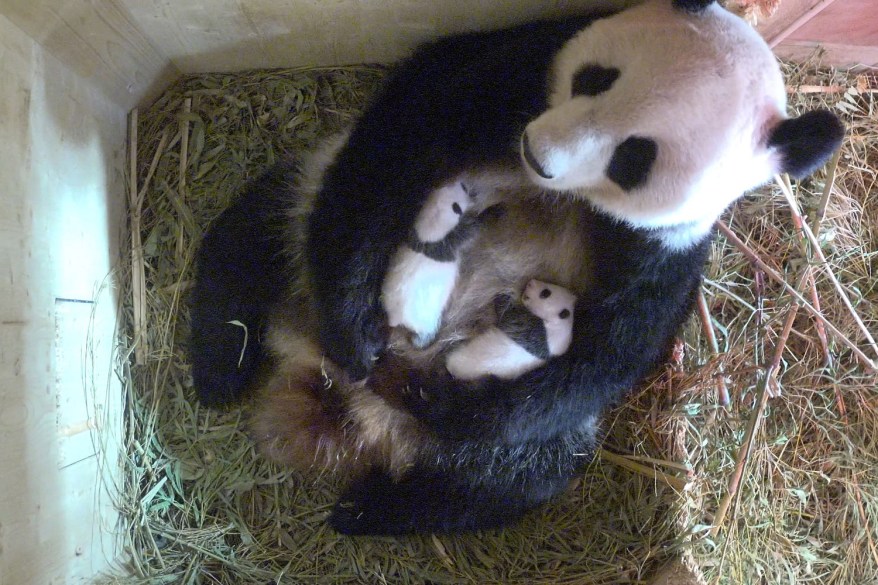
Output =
[{"x1": 102, "y1": 59, "x2": 877, "y2": 584}]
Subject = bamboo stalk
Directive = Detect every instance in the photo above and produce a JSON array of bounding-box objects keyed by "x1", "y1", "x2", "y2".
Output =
[
  {"x1": 696, "y1": 288, "x2": 730, "y2": 405},
  {"x1": 709, "y1": 290, "x2": 800, "y2": 538},
  {"x1": 715, "y1": 221, "x2": 876, "y2": 371},
  {"x1": 785, "y1": 85, "x2": 845, "y2": 94},
  {"x1": 775, "y1": 177, "x2": 878, "y2": 361},
  {"x1": 809, "y1": 149, "x2": 842, "y2": 234},
  {"x1": 776, "y1": 174, "x2": 832, "y2": 367},
  {"x1": 129, "y1": 109, "x2": 146, "y2": 366}
]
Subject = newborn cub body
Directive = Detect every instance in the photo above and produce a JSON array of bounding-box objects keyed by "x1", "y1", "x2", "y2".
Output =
[
  {"x1": 446, "y1": 279, "x2": 577, "y2": 380},
  {"x1": 382, "y1": 181, "x2": 479, "y2": 348}
]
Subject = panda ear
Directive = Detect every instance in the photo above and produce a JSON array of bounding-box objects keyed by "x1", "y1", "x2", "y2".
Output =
[
  {"x1": 768, "y1": 110, "x2": 845, "y2": 179},
  {"x1": 673, "y1": 0, "x2": 715, "y2": 13}
]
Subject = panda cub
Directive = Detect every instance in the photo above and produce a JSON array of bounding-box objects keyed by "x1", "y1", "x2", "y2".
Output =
[
  {"x1": 382, "y1": 181, "x2": 479, "y2": 348},
  {"x1": 446, "y1": 279, "x2": 576, "y2": 380}
]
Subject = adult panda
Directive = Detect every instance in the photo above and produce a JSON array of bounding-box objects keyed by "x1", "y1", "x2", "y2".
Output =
[{"x1": 189, "y1": 0, "x2": 843, "y2": 535}]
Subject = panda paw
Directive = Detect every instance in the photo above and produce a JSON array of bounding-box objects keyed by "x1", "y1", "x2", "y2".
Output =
[
  {"x1": 323, "y1": 310, "x2": 389, "y2": 381},
  {"x1": 328, "y1": 499, "x2": 373, "y2": 535},
  {"x1": 398, "y1": 369, "x2": 487, "y2": 440},
  {"x1": 328, "y1": 471, "x2": 411, "y2": 536}
]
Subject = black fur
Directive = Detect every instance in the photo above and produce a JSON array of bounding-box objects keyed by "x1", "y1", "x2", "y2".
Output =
[
  {"x1": 408, "y1": 214, "x2": 480, "y2": 262},
  {"x1": 571, "y1": 64, "x2": 621, "y2": 98},
  {"x1": 306, "y1": 15, "x2": 600, "y2": 379},
  {"x1": 769, "y1": 110, "x2": 845, "y2": 179},
  {"x1": 325, "y1": 216, "x2": 710, "y2": 535},
  {"x1": 495, "y1": 298, "x2": 552, "y2": 360},
  {"x1": 605, "y1": 136, "x2": 658, "y2": 192},
  {"x1": 400, "y1": 214, "x2": 711, "y2": 446},
  {"x1": 303, "y1": 13, "x2": 710, "y2": 535},
  {"x1": 330, "y1": 454, "x2": 572, "y2": 535},
  {"x1": 190, "y1": 4, "x2": 835, "y2": 536},
  {"x1": 189, "y1": 161, "x2": 295, "y2": 406},
  {"x1": 672, "y1": 0, "x2": 715, "y2": 13}
]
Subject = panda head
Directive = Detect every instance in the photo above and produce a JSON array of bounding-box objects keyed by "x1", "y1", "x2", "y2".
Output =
[{"x1": 521, "y1": 0, "x2": 844, "y2": 249}]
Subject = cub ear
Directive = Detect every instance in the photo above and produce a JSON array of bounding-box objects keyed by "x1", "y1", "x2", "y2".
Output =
[
  {"x1": 673, "y1": 0, "x2": 715, "y2": 13},
  {"x1": 769, "y1": 110, "x2": 845, "y2": 179}
]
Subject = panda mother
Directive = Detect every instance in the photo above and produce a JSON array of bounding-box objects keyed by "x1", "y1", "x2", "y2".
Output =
[{"x1": 190, "y1": 0, "x2": 843, "y2": 535}]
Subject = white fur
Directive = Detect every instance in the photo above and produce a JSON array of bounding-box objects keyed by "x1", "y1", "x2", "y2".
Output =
[
  {"x1": 521, "y1": 279, "x2": 576, "y2": 356},
  {"x1": 446, "y1": 328, "x2": 543, "y2": 381},
  {"x1": 445, "y1": 279, "x2": 576, "y2": 381},
  {"x1": 382, "y1": 181, "x2": 475, "y2": 347},
  {"x1": 522, "y1": 0, "x2": 788, "y2": 249},
  {"x1": 413, "y1": 181, "x2": 473, "y2": 242},
  {"x1": 383, "y1": 247, "x2": 460, "y2": 347}
]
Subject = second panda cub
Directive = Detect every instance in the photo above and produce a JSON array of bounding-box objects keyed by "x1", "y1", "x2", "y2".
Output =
[
  {"x1": 446, "y1": 279, "x2": 577, "y2": 381},
  {"x1": 382, "y1": 181, "x2": 478, "y2": 348}
]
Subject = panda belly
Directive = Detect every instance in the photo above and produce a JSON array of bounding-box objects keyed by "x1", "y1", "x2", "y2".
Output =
[
  {"x1": 446, "y1": 328, "x2": 543, "y2": 380},
  {"x1": 428, "y1": 196, "x2": 594, "y2": 354}
]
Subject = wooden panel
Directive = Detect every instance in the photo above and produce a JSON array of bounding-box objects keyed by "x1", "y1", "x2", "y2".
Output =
[
  {"x1": 774, "y1": 40, "x2": 878, "y2": 69},
  {"x1": 787, "y1": 0, "x2": 878, "y2": 46},
  {"x1": 118, "y1": 0, "x2": 634, "y2": 73},
  {"x1": 0, "y1": 0, "x2": 178, "y2": 108},
  {"x1": 0, "y1": 13, "x2": 126, "y2": 584},
  {"x1": 756, "y1": 0, "x2": 832, "y2": 44}
]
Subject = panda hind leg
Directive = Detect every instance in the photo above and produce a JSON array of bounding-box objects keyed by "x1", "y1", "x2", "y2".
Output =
[
  {"x1": 189, "y1": 161, "x2": 295, "y2": 406},
  {"x1": 328, "y1": 465, "x2": 563, "y2": 536}
]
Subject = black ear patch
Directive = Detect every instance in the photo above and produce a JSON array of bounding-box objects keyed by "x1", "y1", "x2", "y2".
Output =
[
  {"x1": 571, "y1": 65, "x2": 620, "y2": 98},
  {"x1": 606, "y1": 136, "x2": 658, "y2": 191},
  {"x1": 768, "y1": 110, "x2": 845, "y2": 179},
  {"x1": 673, "y1": 0, "x2": 715, "y2": 12}
]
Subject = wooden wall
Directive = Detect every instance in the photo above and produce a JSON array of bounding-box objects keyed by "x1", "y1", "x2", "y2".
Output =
[
  {"x1": 116, "y1": 0, "x2": 633, "y2": 76},
  {"x1": 758, "y1": 0, "x2": 878, "y2": 69},
  {"x1": 0, "y1": 11, "x2": 128, "y2": 584}
]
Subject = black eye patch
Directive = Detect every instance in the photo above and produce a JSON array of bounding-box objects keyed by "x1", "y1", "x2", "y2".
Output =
[
  {"x1": 452, "y1": 202, "x2": 462, "y2": 215},
  {"x1": 540, "y1": 288, "x2": 551, "y2": 299},
  {"x1": 571, "y1": 64, "x2": 620, "y2": 97},
  {"x1": 605, "y1": 137, "x2": 658, "y2": 191},
  {"x1": 559, "y1": 309, "x2": 571, "y2": 319}
]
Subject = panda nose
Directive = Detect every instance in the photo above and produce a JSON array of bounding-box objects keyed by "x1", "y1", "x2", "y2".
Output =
[{"x1": 521, "y1": 133, "x2": 553, "y2": 179}]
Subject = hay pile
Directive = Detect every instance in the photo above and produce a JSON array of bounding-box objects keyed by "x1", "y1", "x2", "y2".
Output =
[
  {"x1": 684, "y1": 63, "x2": 878, "y2": 584},
  {"x1": 103, "y1": 60, "x2": 877, "y2": 584}
]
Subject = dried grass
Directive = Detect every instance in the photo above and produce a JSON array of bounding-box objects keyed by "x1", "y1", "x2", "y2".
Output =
[{"x1": 101, "y1": 57, "x2": 877, "y2": 584}]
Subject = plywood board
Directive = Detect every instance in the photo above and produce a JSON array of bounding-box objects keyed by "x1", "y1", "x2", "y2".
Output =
[
  {"x1": 774, "y1": 41, "x2": 878, "y2": 69},
  {"x1": 0, "y1": 0, "x2": 178, "y2": 108},
  {"x1": 118, "y1": 0, "x2": 633, "y2": 74},
  {"x1": 787, "y1": 0, "x2": 878, "y2": 46},
  {"x1": 756, "y1": 0, "x2": 832, "y2": 44},
  {"x1": 0, "y1": 13, "x2": 126, "y2": 583}
]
